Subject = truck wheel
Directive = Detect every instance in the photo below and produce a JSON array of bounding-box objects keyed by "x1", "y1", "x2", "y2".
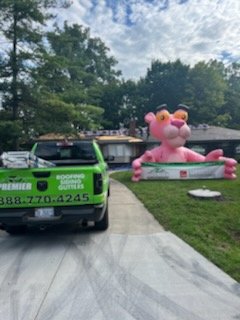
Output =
[
  {"x1": 94, "y1": 203, "x2": 109, "y2": 231},
  {"x1": 5, "y1": 225, "x2": 27, "y2": 235}
]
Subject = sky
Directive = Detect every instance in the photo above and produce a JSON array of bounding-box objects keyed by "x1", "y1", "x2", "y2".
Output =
[
  {"x1": 54, "y1": 0, "x2": 240, "y2": 80},
  {"x1": 2, "y1": 0, "x2": 240, "y2": 80}
]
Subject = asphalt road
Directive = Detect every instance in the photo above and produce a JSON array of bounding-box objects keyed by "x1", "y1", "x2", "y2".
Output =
[{"x1": 0, "y1": 178, "x2": 239, "y2": 320}]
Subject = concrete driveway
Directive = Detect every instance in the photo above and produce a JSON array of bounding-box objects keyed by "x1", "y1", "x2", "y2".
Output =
[{"x1": 0, "y1": 178, "x2": 239, "y2": 320}]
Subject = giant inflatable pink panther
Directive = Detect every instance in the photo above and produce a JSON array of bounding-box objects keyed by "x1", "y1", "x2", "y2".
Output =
[{"x1": 132, "y1": 104, "x2": 237, "y2": 182}]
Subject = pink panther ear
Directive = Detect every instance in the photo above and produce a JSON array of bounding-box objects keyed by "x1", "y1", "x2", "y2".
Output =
[{"x1": 145, "y1": 112, "x2": 156, "y2": 124}]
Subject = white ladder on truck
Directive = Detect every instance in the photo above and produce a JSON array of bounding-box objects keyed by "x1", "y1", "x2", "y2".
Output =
[{"x1": 0, "y1": 151, "x2": 55, "y2": 168}]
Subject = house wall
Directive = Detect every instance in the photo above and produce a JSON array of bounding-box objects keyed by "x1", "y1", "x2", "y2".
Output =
[{"x1": 101, "y1": 143, "x2": 133, "y2": 163}]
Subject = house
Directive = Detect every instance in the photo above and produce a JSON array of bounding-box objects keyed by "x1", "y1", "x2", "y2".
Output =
[
  {"x1": 95, "y1": 135, "x2": 143, "y2": 164},
  {"x1": 35, "y1": 125, "x2": 240, "y2": 164}
]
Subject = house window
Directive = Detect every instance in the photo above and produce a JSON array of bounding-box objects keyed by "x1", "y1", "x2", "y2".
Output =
[{"x1": 108, "y1": 144, "x2": 132, "y2": 157}]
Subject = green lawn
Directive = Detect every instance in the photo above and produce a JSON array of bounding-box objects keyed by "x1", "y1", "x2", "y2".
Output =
[{"x1": 111, "y1": 166, "x2": 240, "y2": 282}]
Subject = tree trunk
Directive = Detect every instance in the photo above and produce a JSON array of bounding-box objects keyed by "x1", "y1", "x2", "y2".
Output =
[{"x1": 11, "y1": 6, "x2": 19, "y2": 149}]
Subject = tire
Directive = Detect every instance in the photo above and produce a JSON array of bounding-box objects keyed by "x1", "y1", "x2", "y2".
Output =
[
  {"x1": 94, "y1": 203, "x2": 109, "y2": 231},
  {"x1": 5, "y1": 225, "x2": 27, "y2": 235}
]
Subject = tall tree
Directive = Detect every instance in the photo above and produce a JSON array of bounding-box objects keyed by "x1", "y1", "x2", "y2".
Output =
[
  {"x1": 185, "y1": 60, "x2": 227, "y2": 125},
  {"x1": 222, "y1": 62, "x2": 240, "y2": 129},
  {"x1": 140, "y1": 59, "x2": 190, "y2": 113},
  {"x1": 33, "y1": 22, "x2": 120, "y2": 131},
  {"x1": 0, "y1": 0, "x2": 70, "y2": 148},
  {"x1": 100, "y1": 79, "x2": 147, "y2": 130},
  {"x1": 117, "y1": 80, "x2": 147, "y2": 128},
  {"x1": 45, "y1": 23, "x2": 121, "y2": 101},
  {"x1": 99, "y1": 82, "x2": 123, "y2": 129}
]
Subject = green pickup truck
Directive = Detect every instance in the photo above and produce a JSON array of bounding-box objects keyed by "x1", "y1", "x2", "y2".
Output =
[{"x1": 0, "y1": 140, "x2": 110, "y2": 234}]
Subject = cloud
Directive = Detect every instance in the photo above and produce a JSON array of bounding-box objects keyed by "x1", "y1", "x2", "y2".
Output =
[{"x1": 50, "y1": 0, "x2": 240, "y2": 79}]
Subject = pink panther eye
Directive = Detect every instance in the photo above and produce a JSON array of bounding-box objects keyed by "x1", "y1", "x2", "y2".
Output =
[
  {"x1": 156, "y1": 110, "x2": 170, "y2": 122},
  {"x1": 174, "y1": 110, "x2": 188, "y2": 122}
]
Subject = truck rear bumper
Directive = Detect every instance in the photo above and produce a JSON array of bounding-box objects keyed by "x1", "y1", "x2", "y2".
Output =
[{"x1": 0, "y1": 203, "x2": 106, "y2": 227}]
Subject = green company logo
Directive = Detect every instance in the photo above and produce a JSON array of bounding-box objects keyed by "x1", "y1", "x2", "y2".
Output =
[
  {"x1": 148, "y1": 168, "x2": 169, "y2": 179},
  {"x1": 6, "y1": 176, "x2": 24, "y2": 183}
]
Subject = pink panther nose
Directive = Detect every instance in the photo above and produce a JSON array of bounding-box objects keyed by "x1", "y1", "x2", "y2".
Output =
[{"x1": 171, "y1": 119, "x2": 184, "y2": 129}]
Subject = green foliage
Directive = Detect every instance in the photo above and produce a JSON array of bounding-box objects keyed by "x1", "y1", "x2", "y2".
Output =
[
  {"x1": 185, "y1": 60, "x2": 228, "y2": 124},
  {"x1": 100, "y1": 82, "x2": 125, "y2": 129},
  {"x1": 111, "y1": 168, "x2": 240, "y2": 282},
  {"x1": 0, "y1": 3, "x2": 121, "y2": 148},
  {"x1": 0, "y1": 120, "x2": 22, "y2": 151},
  {"x1": 32, "y1": 22, "x2": 120, "y2": 132},
  {"x1": 46, "y1": 22, "x2": 120, "y2": 92},
  {"x1": 0, "y1": 0, "x2": 71, "y2": 148},
  {"x1": 101, "y1": 59, "x2": 236, "y2": 129},
  {"x1": 73, "y1": 104, "x2": 104, "y2": 130},
  {"x1": 20, "y1": 92, "x2": 105, "y2": 137},
  {"x1": 222, "y1": 63, "x2": 240, "y2": 129},
  {"x1": 142, "y1": 59, "x2": 190, "y2": 112},
  {"x1": 32, "y1": 97, "x2": 76, "y2": 136},
  {"x1": 101, "y1": 79, "x2": 149, "y2": 128}
]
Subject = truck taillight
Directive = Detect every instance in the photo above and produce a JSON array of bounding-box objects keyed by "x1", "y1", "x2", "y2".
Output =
[{"x1": 94, "y1": 173, "x2": 103, "y2": 194}]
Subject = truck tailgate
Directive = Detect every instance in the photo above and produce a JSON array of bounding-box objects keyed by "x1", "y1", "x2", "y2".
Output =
[{"x1": 0, "y1": 166, "x2": 97, "y2": 209}]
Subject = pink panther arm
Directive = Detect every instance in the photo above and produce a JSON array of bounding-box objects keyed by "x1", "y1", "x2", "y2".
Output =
[
  {"x1": 186, "y1": 148, "x2": 237, "y2": 179},
  {"x1": 184, "y1": 148, "x2": 205, "y2": 162},
  {"x1": 205, "y1": 149, "x2": 237, "y2": 179},
  {"x1": 132, "y1": 151, "x2": 156, "y2": 182}
]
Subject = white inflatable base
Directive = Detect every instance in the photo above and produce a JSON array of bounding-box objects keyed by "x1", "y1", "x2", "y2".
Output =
[{"x1": 141, "y1": 161, "x2": 225, "y2": 180}]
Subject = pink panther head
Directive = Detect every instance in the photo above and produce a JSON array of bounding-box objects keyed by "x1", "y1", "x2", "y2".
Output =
[{"x1": 145, "y1": 104, "x2": 191, "y2": 148}]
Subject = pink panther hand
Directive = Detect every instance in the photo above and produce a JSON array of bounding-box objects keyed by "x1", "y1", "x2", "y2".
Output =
[
  {"x1": 205, "y1": 149, "x2": 237, "y2": 179},
  {"x1": 144, "y1": 150, "x2": 155, "y2": 162},
  {"x1": 132, "y1": 158, "x2": 142, "y2": 182},
  {"x1": 132, "y1": 151, "x2": 156, "y2": 182}
]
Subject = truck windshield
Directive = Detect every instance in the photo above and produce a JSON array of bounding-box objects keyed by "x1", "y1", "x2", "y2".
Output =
[{"x1": 34, "y1": 141, "x2": 97, "y2": 162}]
